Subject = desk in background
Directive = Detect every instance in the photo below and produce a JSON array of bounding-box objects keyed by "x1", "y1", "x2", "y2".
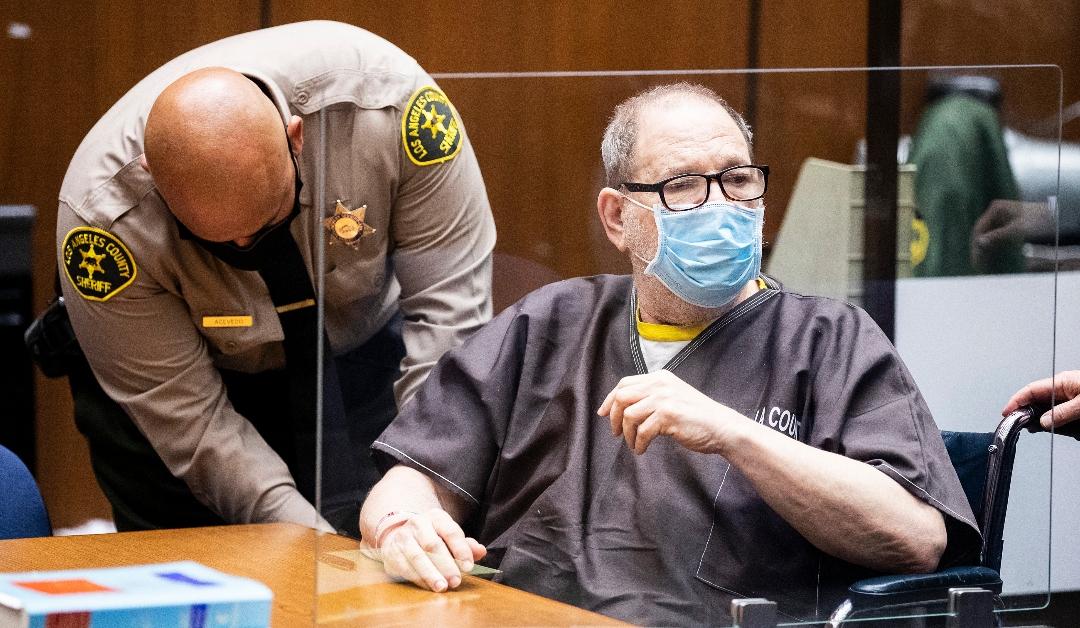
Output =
[{"x1": 0, "y1": 523, "x2": 623, "y2": 627}]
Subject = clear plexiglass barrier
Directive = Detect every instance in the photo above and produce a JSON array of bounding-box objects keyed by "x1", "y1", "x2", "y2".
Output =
[{"x1": 301, "y1": 65, "x2": 1070, "y2": 626}]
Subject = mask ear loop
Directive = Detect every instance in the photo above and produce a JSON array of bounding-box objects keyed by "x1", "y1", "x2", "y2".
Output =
[{"x1": 619, "y1": 193, "x2": 662, "y2": 269}]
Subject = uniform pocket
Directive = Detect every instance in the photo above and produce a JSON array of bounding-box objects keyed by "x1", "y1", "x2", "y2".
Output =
[{"x1": 193, "y1": 297, "x2": 283, "y2": 373}]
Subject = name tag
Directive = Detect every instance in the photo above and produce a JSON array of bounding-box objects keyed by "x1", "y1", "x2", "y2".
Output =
[{"x1": 202, "y1": 315, "x2": 253, "y2": 328}]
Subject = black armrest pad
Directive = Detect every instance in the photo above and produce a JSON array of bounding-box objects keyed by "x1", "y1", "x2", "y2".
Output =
[{"x1": 849, "y1": 566, "x2": 1002, "y2": 607}]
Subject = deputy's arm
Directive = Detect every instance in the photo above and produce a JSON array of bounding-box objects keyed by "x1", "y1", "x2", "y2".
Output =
[
  {"x1": 360, "y1": 465, "x2": 485, "y2": 591},
  {"x1": 59, "y1": 205, "x2": 328, "y2": 530},
  {"x1": 389, "y1": 98, "x2": 496, "y2": 405},
  {"x1": 601, "y1": 370, "x2": 946, "y2": 573}
]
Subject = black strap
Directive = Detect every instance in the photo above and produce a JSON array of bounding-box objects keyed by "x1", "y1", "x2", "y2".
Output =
[{"x1": 255, "y1": 227, "x2": 361, "y2": 531}]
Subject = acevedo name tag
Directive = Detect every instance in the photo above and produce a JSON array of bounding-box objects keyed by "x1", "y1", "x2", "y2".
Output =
[{"x1": 202, "y1": 315, "x2": 253, "y2": 328}]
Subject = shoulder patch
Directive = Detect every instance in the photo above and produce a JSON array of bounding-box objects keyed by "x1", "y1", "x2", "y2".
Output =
[
  {"x1": 62, "y1": 227, "x2": 137, "y2": 302},
  {"x1": 401, "y1": 86, "x2": 462, "y2": 166}
]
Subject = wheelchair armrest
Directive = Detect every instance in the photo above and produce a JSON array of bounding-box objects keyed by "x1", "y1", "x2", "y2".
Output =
[{"x1": 847, "y1": 565, "x2": 1002, "y2": 609}]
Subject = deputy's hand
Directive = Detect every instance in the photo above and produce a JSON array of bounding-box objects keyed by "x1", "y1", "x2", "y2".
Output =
[
  {"x1": 379, "y1": 508, "x2": 487, "y2": 592},
  {"x1": 598, "y1": 369, "x2": 740, "y2": 455},
  {"x1": 1002, "y1": 370, "x2": 1080, "y2": 429}
]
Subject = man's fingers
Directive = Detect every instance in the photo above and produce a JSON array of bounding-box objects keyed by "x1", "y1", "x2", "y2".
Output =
[
  {"x1": 633, "y1": 414, "x2": 663, "y2": 455},
  {"x1": 465, "y1": 537, "x2": 488, "y2": 561},
  {"x1": 394, "y1": 530, "x2": 454, "y2": 592},
  {"x1": 598, "y1": 388, "x2": 616, "y2": 417},
  {"x1": 601, "y1": 373, "x2": 679, "y2": 440},
  {"x1": 607, "y1": 386, "x2": 637, "y2": 438},
  {"x1": 1002, "y1": 377, "x2": 1054, "y2": 415},
  {"x1": 381, "y1": 530, "x2": 432, "y2": 590},
  {"x1": 599, "y1": 375, "x2": 649, "y2": 420},
  {"x1": 621, "y1": 397, "x2": 655, "y2": 452},
  {"x1": 1042, "y1": 397, "x2": 1080, "y2": 429},
  {"x1": 976, "y1": 200, "x2": 1020, "y2": 233},
  {"x1": 408, "y1": 517, "x2": 464, "y2": 588},
  {"x1": 602, "y1": 388, "x2": 623, "y2": 436},
  {"x1": 429, "y1": 509, "x2": 474, "y2": 573},
  {"x1": 974, "y1": 224, "x2": 1016, "y2": 250}
]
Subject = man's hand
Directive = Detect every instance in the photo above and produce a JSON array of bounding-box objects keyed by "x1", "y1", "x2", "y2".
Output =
[
  {"x1": 598, "y1": 369, "x2": 742, "y2": 455},
  {"x1": 971, "y1": 200, "x2": 1052, "y2": 272},
  {"x1": 379, "y1": 508, "x2": 487, "y2": 592},
  {"x1": 1002, "y1": 370, "x2": 1080, "y2": 429}
]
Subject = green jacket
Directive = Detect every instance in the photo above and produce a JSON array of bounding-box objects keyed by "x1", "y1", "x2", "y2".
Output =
[{"x1": 909, "y1": 94, "x2": 1021, "y2": 276}]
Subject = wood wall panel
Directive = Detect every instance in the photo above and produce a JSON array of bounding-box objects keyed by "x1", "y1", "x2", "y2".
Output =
[
  {"x1": 0, "y1": 1, "x2": 260, "y2": 529},
  {"x1": 1, "y1": 0, "x2": 108, "y2": 531},
  {"x1": 89, "y1": 3, "x2": 265, "y2": 111},
  {"x1": 902, "y1": 1, "x2": 1080, "y2": 142},
  {"x1": 754, "y1": 0, "x2": 869, "y2": 253},
  {"x1": 271, "y1": 1, "x2": 755, "y2": 73},
  {"x1": 2, "y1": 0, "x2": 1077, "y2": 528},
  {"x1": 271, "y1": 1, "x2": 755, "y2": 289}
]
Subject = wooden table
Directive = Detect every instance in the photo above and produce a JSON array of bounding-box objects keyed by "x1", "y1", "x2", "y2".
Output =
[{"x1": 0, "y1": 523, "x2": 624, "y2": 627}]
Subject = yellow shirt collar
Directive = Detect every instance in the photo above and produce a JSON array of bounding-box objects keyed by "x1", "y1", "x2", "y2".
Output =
[
  {"x1": 636, "y1": 315, "x2": 706, "y2": 342},
  {"x1": 635, "y1": 278, "x2": 768, "y2": 342}
]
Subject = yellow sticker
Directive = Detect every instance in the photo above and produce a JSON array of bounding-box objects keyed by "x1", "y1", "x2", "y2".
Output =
[
  {"x1": 202, "y1": 315, "x2": 254, "y2": 328},
  {"x1": 62, "y1": 227, "x2": 137, "y2": 302},
  {"x1": 911, "y1": 216, "x2": 929, "y2": 267},
  {"x1": 401, "y1": 86, "x2": 462, "y2": 166}
]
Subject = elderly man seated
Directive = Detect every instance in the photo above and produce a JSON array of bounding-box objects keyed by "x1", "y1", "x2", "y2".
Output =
[{"x1": 359, "y1": 82, "x2": 980, "y2": 625}]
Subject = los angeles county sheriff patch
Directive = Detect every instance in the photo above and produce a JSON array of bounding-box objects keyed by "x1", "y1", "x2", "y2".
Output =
[
  {"x1": 401, "y1": 86, "x2": 462, "y2": 166},
  {"x1": 62, "y1": 227, "x2": 137, "y2": 302}
]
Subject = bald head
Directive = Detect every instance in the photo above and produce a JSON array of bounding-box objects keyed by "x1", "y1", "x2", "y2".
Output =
[{"x1": 144, "y1": 67, "x2": 296, "y2": 243}]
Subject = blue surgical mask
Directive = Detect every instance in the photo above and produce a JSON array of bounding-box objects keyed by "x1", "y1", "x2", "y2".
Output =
[{"x1": 625, "y1": 197, "x2": 764, "y2": 308}]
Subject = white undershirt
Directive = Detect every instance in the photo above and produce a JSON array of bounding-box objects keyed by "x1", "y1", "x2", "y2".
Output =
[{"x1": 638, "y1": 336, "x2": 692, "y2": 372}]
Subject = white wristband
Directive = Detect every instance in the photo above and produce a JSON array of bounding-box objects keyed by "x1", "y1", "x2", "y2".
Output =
[{"x1": 372, "y1": 510, "x2": 418, "y2": 549}]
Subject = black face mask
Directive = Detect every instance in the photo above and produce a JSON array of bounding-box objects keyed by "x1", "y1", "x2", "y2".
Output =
[{"x1": 176, "y1": 148, "x2": 303, "y2": 271}]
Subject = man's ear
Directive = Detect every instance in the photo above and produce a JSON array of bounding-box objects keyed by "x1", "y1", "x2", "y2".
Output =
[
  {"x1": 597, "y1": 187, "x2": 629, "y2": 252},
  {"x1": 286, "y1": 115, "x2": 304, "y2": 156}
]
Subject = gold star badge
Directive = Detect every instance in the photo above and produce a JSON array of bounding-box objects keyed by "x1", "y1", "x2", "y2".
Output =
[
  {"x1": 323, "y1": 200, "x2": 375, "y2": 248},
  {"x1": 78, "y1": 244, "x2": 107, "y2": 279}
]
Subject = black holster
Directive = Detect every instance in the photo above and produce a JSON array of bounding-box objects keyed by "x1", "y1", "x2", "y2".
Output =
[{"x1": 23, "y1": 295, "x2": 83, "y2": 378}]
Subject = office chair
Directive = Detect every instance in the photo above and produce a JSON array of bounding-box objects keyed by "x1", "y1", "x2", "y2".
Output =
[
  {"x1": 827, "y1": 406, "x2": 1039, "y2": 626},
  {"x1": 0, "y1": 444, "x2": 51, "y2": 539}
]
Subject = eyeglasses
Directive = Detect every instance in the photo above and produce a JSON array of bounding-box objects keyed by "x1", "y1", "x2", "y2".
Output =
[{"x1": 621, "y1": 165, "x2": 770, "y2": 211}]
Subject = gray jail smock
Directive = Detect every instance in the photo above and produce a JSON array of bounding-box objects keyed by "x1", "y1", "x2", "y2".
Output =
[
  {"x1": 373, "y1": 274, "x2": 980, "y2": 625},
  {"x1": 56, "y1": 21, "x2": 496, "y2": 528}
]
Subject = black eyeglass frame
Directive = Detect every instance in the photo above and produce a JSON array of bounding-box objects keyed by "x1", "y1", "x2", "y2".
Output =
[{"x1": 620, "y1": 164, "x2": 770, "y2": 211}]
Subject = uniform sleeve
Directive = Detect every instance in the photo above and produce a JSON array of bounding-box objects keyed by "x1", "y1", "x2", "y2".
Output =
[
  {"x1": 389, "y1": 111, "x2": 497, "y2": 406},
  {"x1": 58, "y1": 202, "x2": 329, "y2": 530},
  {"x1": 373, "y1": 303, "x2": 526, "y2": 505},
  {"x1": 807, "y1": 305, "x2": 982, "y2": 567}
]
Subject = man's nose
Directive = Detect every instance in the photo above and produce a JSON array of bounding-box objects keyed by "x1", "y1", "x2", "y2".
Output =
[
  {"x1": 708, "y1": 178, "x2": 726, "y2": 200},
  {"x1": 232, "y1": 235, "x2": 256, "y2": 248}
]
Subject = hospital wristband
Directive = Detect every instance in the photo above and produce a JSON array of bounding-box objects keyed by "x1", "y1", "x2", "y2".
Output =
[{"x1": 373, "y1": 510, "x2": 418, "y2": 549}]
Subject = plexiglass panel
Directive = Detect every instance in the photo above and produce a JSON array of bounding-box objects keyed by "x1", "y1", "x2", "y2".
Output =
[{"x1": 310, "y1": 65, "x2": 1062, "y2": 626}]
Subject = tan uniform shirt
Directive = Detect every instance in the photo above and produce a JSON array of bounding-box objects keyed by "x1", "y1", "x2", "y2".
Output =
[{"x1": 56, "y1": 21, "x2": 496, "y2": 528}]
